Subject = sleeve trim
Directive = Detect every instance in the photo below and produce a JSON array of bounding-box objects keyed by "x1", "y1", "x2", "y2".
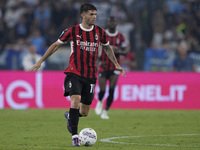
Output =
[
  {"x1": 57, "y1": 39, "x2": 64, "y2": 44},
  {"x1": 101, "y1": 41, "x2": 109, "y2": 46}
]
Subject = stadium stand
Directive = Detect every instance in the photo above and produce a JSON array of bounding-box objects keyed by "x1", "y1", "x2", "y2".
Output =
[{"x1": 0, "y1": 0, "x2": 199, "y2": 72}]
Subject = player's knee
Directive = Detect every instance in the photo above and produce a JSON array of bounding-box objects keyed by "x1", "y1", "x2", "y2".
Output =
[{"x1": 80, "y1": 112, "x2": 88, "y2": 117}]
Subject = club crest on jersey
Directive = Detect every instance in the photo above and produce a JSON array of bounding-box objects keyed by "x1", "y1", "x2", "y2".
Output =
[
  {"x1": 69, "y1": 81, "x2": 72, "y2": 88},
  {"x1": 95, "y1": 34, "x2": 98, "y2": 40}
]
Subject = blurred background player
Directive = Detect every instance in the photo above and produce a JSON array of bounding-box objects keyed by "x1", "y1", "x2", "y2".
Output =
[{"x1": 95, "y1": 16, "x2": 127, "y2": 119}]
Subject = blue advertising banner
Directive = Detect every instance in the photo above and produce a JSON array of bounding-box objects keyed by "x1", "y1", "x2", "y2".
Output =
[{"x1": 144, "y1": 48, "x2": 175, "y2": 71}]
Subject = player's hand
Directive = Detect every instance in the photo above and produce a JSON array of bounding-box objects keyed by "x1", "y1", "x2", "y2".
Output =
[
  {"x1": 28, "y1": 62, "x2": 41, "y2": 72},
  {"x1": 115, "y1": 65, "x2": 126, "y2": 77}
]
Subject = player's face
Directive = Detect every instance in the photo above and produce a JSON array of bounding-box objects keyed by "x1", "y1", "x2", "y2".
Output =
[
  {"x1": 82, "y1": 10, "x2": 97, "y2": 26},
  {"x1": 108, "y1": 18, "x2": 117, "y2": 30}
]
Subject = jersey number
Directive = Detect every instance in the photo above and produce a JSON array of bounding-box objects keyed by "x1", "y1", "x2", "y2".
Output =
[{"x1": 90, "y1": 84, "x2": 95, "y2": 93}]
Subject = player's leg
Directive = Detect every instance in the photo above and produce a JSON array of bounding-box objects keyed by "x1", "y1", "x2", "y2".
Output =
[
  {"x1": 79, "y1": 103, "x2": 91, "y2": 116},
  {"x1": 95, "y1": 74, "x2": 107, "y2": 115},
  {"x1": 70, "y1": 95, "x2": 81, "y2": 134},
  {"x1": 98, "y1": 76, "x2": 107, "y2": 101},
  {"x1": 63, "y1": 75, "x2": 82, "y2": 146},
  {"x1": 101, "y1": 73, "x2": 119, "y2": 119},
  {"x1": 106, "y1": 74, "x2": 118, "y2": 110},
  {"x1": 69, "y1": 94, "x2": 82, "y2": 146},
  {"x1": 80, "y1": 80, "x2": 95, "y2": 116}
]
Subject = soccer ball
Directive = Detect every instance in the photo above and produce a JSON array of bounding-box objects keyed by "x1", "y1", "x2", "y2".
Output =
[{"x1": 78, "y1": 128, "x2": 97, "y2": 146}]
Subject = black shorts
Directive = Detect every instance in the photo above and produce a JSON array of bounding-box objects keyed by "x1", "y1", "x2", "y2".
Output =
[
  {"x1": 64, "y1": 73, "x2": 96, "y2": 105},
  {"x1": 98, "y1": 70, "x2": 120, "y2": 79}
]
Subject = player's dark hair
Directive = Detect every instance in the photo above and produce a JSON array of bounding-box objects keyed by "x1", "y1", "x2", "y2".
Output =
[{"x1": 80, "y1": 3, "x2": 97, "y2": 14}]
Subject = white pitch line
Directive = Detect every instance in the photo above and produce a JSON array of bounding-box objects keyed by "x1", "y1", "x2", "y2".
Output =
[{"x1": 100, "y1": 134, "x2": 200, "y2": 148}]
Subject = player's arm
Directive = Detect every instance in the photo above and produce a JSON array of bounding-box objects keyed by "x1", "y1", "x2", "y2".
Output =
[
  {"x1": 102, "y1": 44, "x2": 126, "y2": 77},
  {"x1": 113, "y1": 46, "x2": 128, "y2": 55},
  {"x1": 113, "y1": 35, "x2": 128, "y2": 55},
  {"x1": 29, "y1": 41, "x2": 63, "y2": 72}
]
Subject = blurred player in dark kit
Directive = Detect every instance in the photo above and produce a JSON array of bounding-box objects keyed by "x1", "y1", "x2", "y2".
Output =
[
  {"x1": 28, "y1": 4, "x2": 125, "y2": 146},
  {"x1": 95, "y1": 16, "x2": 127, "y2": 119}
]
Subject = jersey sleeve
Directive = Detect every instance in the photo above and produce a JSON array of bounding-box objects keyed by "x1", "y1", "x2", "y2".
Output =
[
  {"x1": 57, "y1": 28, "x2": 72, "y2": 44},
  {"x1": 101, "y1": 28, "x2": 109, "y2": 46},
  {"x1": 120, "y1": 34, "x2": 127, "y2": 48}
]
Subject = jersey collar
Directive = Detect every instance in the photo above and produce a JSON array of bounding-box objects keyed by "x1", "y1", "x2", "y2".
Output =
[
  {"x1": 80, "y1": 24, "x2": 94, "y2": 31},
  {"x1": 106, "y1": 29, "x2": 118, "y2": 37}
]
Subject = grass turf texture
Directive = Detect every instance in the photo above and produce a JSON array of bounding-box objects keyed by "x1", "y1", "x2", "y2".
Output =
[{"x1": 0, "y1": 109, "x2": 200, "y2": 150}]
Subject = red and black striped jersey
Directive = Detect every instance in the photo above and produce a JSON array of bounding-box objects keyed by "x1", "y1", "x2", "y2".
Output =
[
  {"x1": 58, "y1": 24, "x2": 109, "y2": 80},
  {"x1": 98, "y1": 30, "x2": 126, "y2": 72}
]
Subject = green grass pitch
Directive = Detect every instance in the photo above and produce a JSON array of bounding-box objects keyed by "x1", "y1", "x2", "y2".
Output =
[{"x1": 0, "y1": 109, "x2": 200, "y2": 150}]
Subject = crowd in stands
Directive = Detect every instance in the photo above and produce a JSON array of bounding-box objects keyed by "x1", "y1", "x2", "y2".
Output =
[
  {"x1": 146, "y1": 0, "x2": 200, "y2": 72},
  {"x1": 0, "y1": 0, "x2": 199, "y2": 72}
]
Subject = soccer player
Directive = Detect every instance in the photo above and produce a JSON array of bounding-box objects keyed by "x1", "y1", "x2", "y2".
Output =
[
  {"x1": 95, "y1": 16, "x2": 127, "y2": 119},
  {"x1": 28, "y1": 3, "x2": 125, "y2": 147}
]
